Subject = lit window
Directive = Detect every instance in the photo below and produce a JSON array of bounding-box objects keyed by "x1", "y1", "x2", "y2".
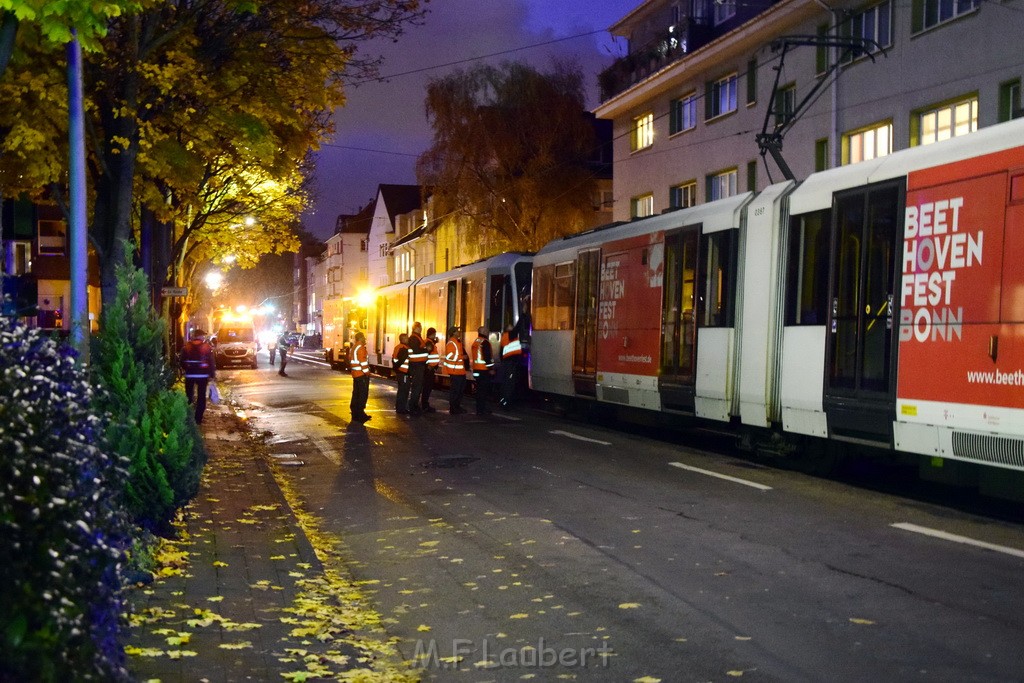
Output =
[
  {"x1": 670, "y1": 92, "x2": 698, "y2": 135},
  {"x1": 917, "y1": 96, "x2": 978, "y2": 145},
  {"x1": 670, "y1": 182, "x2": 697, "y2": 209},
  {"x1": 913, "y1": 0, "x2": 979, "y2": 33},
  {"x1": 632, "y1": 113, "x2": 654, "y2": 151},
  {"x1": 631, "y1": 194, "x2": 655, "y2": 218},
  {"x1": 708, "y1": 74, "x2": 737, "y2": 119},
  {"x1": 843, "y1": 121, "x2": 892, "y2": 164},
  {"x1": 708, "y1": 170, "x2": 737, "y2": 201}
]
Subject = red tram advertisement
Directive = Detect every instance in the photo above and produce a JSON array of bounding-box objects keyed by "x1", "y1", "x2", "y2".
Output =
[{"x1": 530, "y1": 117, "x2": 1024, "y2": 500}]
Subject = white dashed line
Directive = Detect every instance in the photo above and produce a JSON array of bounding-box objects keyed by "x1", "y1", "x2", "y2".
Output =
[
  {"x1": 492, "y1": 413, "x2": 521, "y2": 421},
  {"x1": 668, "y1": 462, "x2": 773, "y2": 491},
  {"x1": 549, "y1": 430, "x2": 611, "y2": 445},
  {"x1": 891, "y1": 523, "x2": 1024, "y2": 559}
]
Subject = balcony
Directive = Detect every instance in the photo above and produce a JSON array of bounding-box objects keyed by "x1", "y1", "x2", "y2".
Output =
[{"x1": 599, "y1": 20, "x2": 718, "y2": 102}]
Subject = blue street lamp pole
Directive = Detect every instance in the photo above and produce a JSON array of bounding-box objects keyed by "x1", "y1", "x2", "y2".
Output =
[{"x1": 67, "y1": 32, "x2": 89, "y2": 364}]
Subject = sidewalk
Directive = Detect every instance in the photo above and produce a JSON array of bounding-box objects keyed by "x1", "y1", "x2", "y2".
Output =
[{"x1": 125, "y1": 400, "x2": 419, "y2": 682}]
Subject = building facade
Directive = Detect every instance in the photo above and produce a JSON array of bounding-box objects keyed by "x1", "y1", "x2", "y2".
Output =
[
  {"x1": 596, "y1": 0, "x2": 1024, "y2": 221},
  {"x1": 1, "y1": 198, "x2": 101, "y2": 331}
]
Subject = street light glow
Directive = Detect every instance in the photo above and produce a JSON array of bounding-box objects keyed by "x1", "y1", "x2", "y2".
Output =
[{"x1": 205, "y1": 271, "x2": 224, "y2": 290}]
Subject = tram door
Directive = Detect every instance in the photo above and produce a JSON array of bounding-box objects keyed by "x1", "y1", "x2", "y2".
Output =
[
  {"x1": 659, "y1": 227, "x2": 699, "y2": 411},
  {"x1": 825, "y1": 181, "x2": 902, "y2": 443},
  {"x1": 573, "y1": 249, "x2": 600, "y2": 395}
]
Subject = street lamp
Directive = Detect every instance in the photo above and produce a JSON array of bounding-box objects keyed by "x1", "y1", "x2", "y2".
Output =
[{"x1": 205, "y1": 271, "x2": 224, "y2": 291}]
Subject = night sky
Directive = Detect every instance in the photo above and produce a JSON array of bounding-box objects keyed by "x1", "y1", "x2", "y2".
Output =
[{"x1": 303, "y1": 0, "x2": 632, "y2": 238}]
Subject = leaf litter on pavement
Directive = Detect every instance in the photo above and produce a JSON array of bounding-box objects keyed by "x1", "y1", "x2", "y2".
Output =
[{"x1": 124, "y1": 410, "x2": 420, "y2": 682}]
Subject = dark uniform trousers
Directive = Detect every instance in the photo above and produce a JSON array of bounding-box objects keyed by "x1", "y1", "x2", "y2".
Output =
[
  {"x1": 396, "y1": 372, "x2": 411, "y2": 412},
  {"x1": 408, "y1": 363, "x2": 425, "y2": 412},
  {"x1": 351, "y1": 375, "x2": 370, "y2": 418}
]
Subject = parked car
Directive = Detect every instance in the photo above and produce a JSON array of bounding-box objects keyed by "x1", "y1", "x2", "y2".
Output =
[{"x1": 300, "y1": 332, "x2": 322, "y2": 349}]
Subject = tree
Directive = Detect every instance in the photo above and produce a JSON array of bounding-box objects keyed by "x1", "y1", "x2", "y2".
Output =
[
  {"x1": 0, "y1": 0, "x2": 425, "y2": 304},
  {"x1": 0, "y1": 0, "x2": 138, "y2": 81},
  {"x1": 417, "y1": 61, "x2": 600, "y2": 253}
]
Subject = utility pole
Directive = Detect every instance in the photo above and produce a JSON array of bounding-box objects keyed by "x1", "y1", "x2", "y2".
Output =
[{"x1": 67, "y1": 32, "x2": 89, "y2": 364}]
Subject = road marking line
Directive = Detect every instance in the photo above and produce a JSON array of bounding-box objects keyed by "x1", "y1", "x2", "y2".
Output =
[
  {"x1": 891, "y1": 523, "x2": 1024, "y2": 559},
  {"x1": 668, "y1": 462, "x2": 772, "y2": 491},
  {"x1": 311, "y1": 436, "x2": 340, "y2": 465},
  {"x1": 493, "y1": 413, "x2": 521, "y2": 421},
  {"x1": 549, "y1": 430, "x2": 611, "y2": 445}
]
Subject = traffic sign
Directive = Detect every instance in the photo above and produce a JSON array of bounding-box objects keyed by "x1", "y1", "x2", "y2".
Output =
[{"x1": 161, "y1": 286, "x2": 188, "y2": 297}]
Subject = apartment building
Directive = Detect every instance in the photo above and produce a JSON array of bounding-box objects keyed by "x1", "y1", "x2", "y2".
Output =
[
  {"x1": 597, "y1": 0, "x2": 1024, "y2": 221},
  {"x1": 1, "y1": 198, "x2": 101, "y2": 330}
]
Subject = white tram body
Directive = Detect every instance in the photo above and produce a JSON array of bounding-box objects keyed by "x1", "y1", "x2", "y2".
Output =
[
  {"x1": 529, "y1": 118, "x2": 1024, "y2": 486},
  {"x1": 365, "y1": 252, "x2": 533, "y2": 378}
]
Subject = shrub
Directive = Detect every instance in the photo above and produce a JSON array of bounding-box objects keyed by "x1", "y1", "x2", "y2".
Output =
[
  {"x1": 92, "y1": 256, "x2": 206, "y2": 533},
  {"x1": 0, "y1": 312, "x2": 132, "y2": 682}
]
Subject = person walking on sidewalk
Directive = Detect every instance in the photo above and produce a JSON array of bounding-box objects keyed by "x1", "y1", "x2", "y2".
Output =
[
  {"x1": 444, "y1": 326, "x2": 468, "y2": 415},
  {"x1": 421, "y1": 327, "x2": 440, "y2": 412},
  {"x1": 406, "y1": 322, "x2": 428, "y2": 415},
  {"x1": 470, "y1": 326, "x2": 494, "y2": 414},
  {"x1": 180, "y1": 328, "x2": 216, "y2": 424},
  {"x1": 349, "y1": 331, "x2": 371, "y2": 423},
  {"x1": 393, "y1": 333, "x2": 411, "y2": 414},
  {"x1": 278, "y1": 332, "x2": 293, "y2": 376}
]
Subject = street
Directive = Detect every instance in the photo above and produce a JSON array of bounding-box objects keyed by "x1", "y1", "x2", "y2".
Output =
[{"x1": 222, "y1": 348, "x2": 1024, "y2": 682}]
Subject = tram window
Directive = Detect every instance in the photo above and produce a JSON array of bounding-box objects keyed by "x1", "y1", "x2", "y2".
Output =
[
  {"x1": 514, "y1": 262, "x2": 533, "y2": 327},
  {"x1": 786, "y1": 210, "x2": 831, "y2": 325},
  {"x1": 699, "y1": 230, "x2": 736, "y2": 327},
  {"x1": 489, "y1": 274, "x2": 511, "y2": 332},
  {"x1": 533, "y1": 262, "x2": 576, "y2": 330}
]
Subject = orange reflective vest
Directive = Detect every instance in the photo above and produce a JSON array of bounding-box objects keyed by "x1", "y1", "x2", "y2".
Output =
[
  {"x1": 349, "y1": 343, "x2": 369, "y2": 377},
  {"x1": 470, "y1": 335, "x2": 493, "y2": 373},
  {"x1": 500, "y1": 332, "x2": 522, "y2": 359},
  {"x1": 407, "y1": 332, "x2": 428, "y2": 364},
  {"x1": 393, "y1": 342, "x2": 409, "y2": 373},
  {"x1": 443, "y1": 338, "x2": 466, "y2": 376},
  {"x1": 425, "y1": 338, "x2": 440, "y2": 368}
]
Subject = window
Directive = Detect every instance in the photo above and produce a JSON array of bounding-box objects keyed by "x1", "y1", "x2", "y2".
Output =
[
  {"x1": 669, "y1": 92, "x2": 698, "y2": 135},
  {"x1": 774, "y1": 84, "x2": 796, "y2": 129},
  {"x1": 815, "y1": 138, "x2": 830, "y2": 172},
  {"x1": 785, "y1": 209, "x2": 832, "y2": 325},
  {"x1": 632, "y1": 113, "x2": 654, "y2": 151},
  {"x1": 912, "y1": 0, "x2": 979, "y2": 33},
  {"x1": 714, "y1": 0, "x2": 736, "y2": 25},
  {"x1": 706, "y1": 73, "x2": 738, "y2": 120},
  {"x1": 699, "y1": 230, "x2": 737, "y2": 327},
  {"x1": 915, "y1": 96, "x2": 978, "y2": 146},
  {"x1": 746, "y1": 58, "x2": 757, "y2": 105},
  {"x1": 37, "y1": 220, "x2": 67, "y2": 256},
  {"x1": 843, "y1": 121, "x2": 892, "y2": 164},
  {"x1": 360, "y1": 238, "x2": 368, "y2": 252},
  {"x1": 3, "y1": 241, "x2": 32, "y2": 275},
  {"x1": 593, "y1": 190, "x2": 614, "y2": 210},
  {"x1": 631, "y1": 193, "x2": 655, "y2": 218},
  {"x1": 999, "y1": 80, "x2": 1022, "y2": 122},
  {"x1": 815, "y1": 23, "x2": 830, "y2": 75},
  {"x1": 707, "y1": 169, "x2": 738, "y2": 202},
  {"x1": 670, "y1": 182, "x2": 697, "y2": 210},
  {"x1": 746, "y1": 160, "x2": 757, "y2": 193},
  {"x1": 841, "y1": 1, "x2": 891, "y2": 61},
  {"x1": 532, "y1": 262, "x2": 575, "y2": 331}
]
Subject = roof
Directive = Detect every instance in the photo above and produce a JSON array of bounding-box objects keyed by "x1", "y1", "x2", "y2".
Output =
[
  {"x1": 377, "y1": 184, "x2": 424, "y2": 225},
  {"x1": 336, "y1": 200, "x2": 375, "y2": 235},
  {"x1": 390, "y1": 224, "x2": 427, "y2": 249}
]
